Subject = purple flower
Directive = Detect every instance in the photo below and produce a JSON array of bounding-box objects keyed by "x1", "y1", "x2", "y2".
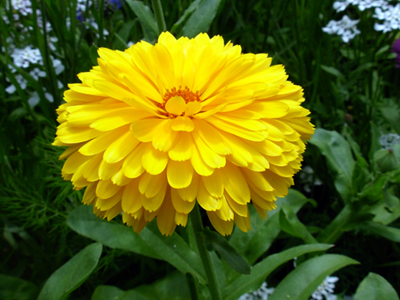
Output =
[
  {"x1": 107, "y1": 0, "x2": 124, "y2": 10},
  {"x1": 392, "y1": 38, "x2": 400, "y2": 68}
]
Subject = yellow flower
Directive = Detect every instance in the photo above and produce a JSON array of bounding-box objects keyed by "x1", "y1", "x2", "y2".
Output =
[{"x1": 53, "y1": 32, "x2": 314, "y2": 236}]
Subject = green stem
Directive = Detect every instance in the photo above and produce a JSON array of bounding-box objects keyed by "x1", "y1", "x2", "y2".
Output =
[
  {"x1": 185, "y1": 273, "x2": 199, "y2": 300},
  {"x1": 317, "y1": 204, "x2": 354, "y2": 244},
  {"x1": 152, "y1": 0, "x2": 167, "y2": 34},
  {"x1": 191, "y1": 204, "x2": 223, "y2": 300}
]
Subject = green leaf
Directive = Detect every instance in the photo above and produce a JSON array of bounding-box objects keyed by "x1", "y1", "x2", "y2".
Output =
[
  {"x1": 171, "y1": 0, "x2": 201, "y2": 33},
  {"x1": 66, "y1": 205, "x2": 161, "y2": 259},
  {"x1": 320, "y1": 65, "x2": 344, "y2": 79},
  {"x1": 90, "y1": 44, "x2": 99, "y2": 66},
  {"x1": 380, "y1": 105, "x2": 400, "y2": 134},
  {"x1": 354, "y1": 273, "x2": 399, "y2": 300},
  {"x1": 357, "y1": 176, "x2": 387, "y2": 204},
  {"x1": 364, "y1": 221, "x2": 400, "y2": 243},
  {"x1": 374, "y1": 149, "x2": 398, "y2": 173},
  {"x1": 182, "y1": 0, "x2": 221, "y2": 38},
  {"x1": 309, "y1": 128, "x2": 355, "y2": 202},
  {"x1": 269, "y1": 254, "x2": 359, "y2": 300},
  {"x1": 140, "y1": 221, "x2": 207, "y2": 285},
  {"x1": 369, "y1": 199, "x2": 400, "y2": 225},
  {"x1": 125, "y1": 0, "x2": 158, "y2": 41},
  {"x1": 0, "y1": 275, "x2": 39, "y2": 300},
  {"x1": 91, "y1": 272, "x2": 191, "y2": 300},
  {"x1": 279, "y1": 203, "x2": 318, "y2": 244},
  {"x1": 204, "y1": 228, "x2": 251, "y2": 274},
  {"x1": 38, "y1": 243, "x2": 102, "y2": 300},
  {"x1": 223, "y1": 244, "x2": 333, "y2": 300},
  {"x1": 229, "y1": 189, "x2": 310, "y2": 265}
]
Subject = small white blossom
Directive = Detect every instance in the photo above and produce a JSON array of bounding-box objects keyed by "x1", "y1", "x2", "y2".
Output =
[
  {"x1": 238, "y1": 282, "x2": 275, "y2": 300},
  {"x1": 52, "y1": 58, "x2": 65, "y2": 75},
  {"x1": 374, "y1": 4, "x2": 400, "y2": 32},
  {"x1": 333, "y1": 1, "x2": 349, "y2": 12},
  {"x1": 29, "y1": 67, "x2": 46, "y2": 80},
  {"x1": 11, "y1": 0, "x2": 33, "y2": 16},
  {"x1": 379, "y1": 133, "x2": 400, "y2": 149},
  {"x1": 310, "y1": 276, "x2": 339, "y2": 300},
  {"x1": 11, "y1": 46, "x2": 43, "y2": 68},
  {"x1": 299, "y1": 166, "x2": 322, "y2": 193},
  {"x1": 127, "y1": 41, "x2": 135, "y2": 47},
  {"x1": 322, "y1": 15, "x2": 360, "y2": 42},
  {"x1": 6, "y1": 74, "x2": 28, "y2": 94},
  {"x1": 77, "y1": 0, "x2": 92, "y2": 12}
]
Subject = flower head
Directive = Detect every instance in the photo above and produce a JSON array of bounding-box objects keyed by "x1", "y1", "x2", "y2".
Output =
[
  {"x1": 53, "y1": 32, "x2": 314, "y2": 236},
  {"x1": 322, "y1": 15, "x2": 360, "y2": 42}
]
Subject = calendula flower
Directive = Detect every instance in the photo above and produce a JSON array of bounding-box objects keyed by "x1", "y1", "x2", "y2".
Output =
[{"x1": 53, "y1": 32, "x2": 314, "y2": 236}]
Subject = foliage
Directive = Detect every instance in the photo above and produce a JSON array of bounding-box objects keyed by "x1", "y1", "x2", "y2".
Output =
[{"x1": 1, "y1": 0, "x2": 400, "y2": 299}]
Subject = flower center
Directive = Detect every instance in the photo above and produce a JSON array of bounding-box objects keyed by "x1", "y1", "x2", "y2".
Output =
[{"x1": 161, "y1": 86, "x2": 202, "y2": 117}]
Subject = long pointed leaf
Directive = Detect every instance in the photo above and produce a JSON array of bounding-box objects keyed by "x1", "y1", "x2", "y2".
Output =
[
  {"x1": 182, "y1": 0, "x2": 221, "y2": 38},
  {"x1": 66, "y1": 205, "x2": 161, "y2": 259},
  {"x1": 140, "y1": 221, "x2": 207, "y2": 285},
  {"x1": 223, "y1": 244, "x2": 332, "y2": 300},
  {"x1": 354, "y1": 273, "x2": 399, "y2": 300},
  {"x1": 309, "y1": 128, "x2": 355, "y2": 202},
  {"x1": 269, "y1": 254, "x2": 359, "y2": 300},
  {"x1": 38, "y1": 243, "x2": 102, "y2": 300}
]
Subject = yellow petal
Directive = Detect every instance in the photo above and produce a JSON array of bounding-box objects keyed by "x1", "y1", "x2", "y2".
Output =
[
  {"x1": 221, "y1": 162, "x2": 251, "y2": 205},
  {"x1": 165, "y1": 96, "x2": 186, "y2": 115},
  {"x1": 131, "y1": 118, "x2": 168, "y2": 142},
  {"x1": 193, "y1": 119, "x2": 231, "y2": 155},
  {"x1": 96, "y1": 179, "x2": 121, "y2": 199},
  {"x1": 156, "y1": 191, "x2": 177, "y2": 236},
  {"x1": 96, "y1": 189, "x2": 123, "y2": 211},
  {"x1": 139, "y1": 172, "x2": 166, "y2": 198},
  {"x1": 79, "y1": 126, "x2": 128, "y2": 156},
  {"x1": 122, "y1": 143, "x2": 146, "y2": 178},
  {"x1": 171, "y1": 188, "x2": 195, "y2": 214},
  {"x1": 197, "y1": 180, "x2": 222, "y2": 211},
  {"x1": 141, "y1": 181, "x2": 167, "y2": 212},
  {"x1": 206, "y1": 210, "x2": 234, "y2": 236},
  {"x1": 171, "y1": 116, "x2": 195, "y2": 132},
  {"x1": 193, "y1": 131, "x2": 226, "y2": 169},
  {"x1": 168, "y1": 132, "x2": 193, "y2": 161},
  {"x1": 152, "y1": 119, "x2": 179, "y2": 152},
  {"x1": 177, "y1": 172, "x2": 199, "y2": 202},
  {"x1": 175, "y1": 212, "x2": 188, "y2": 226},
  {"x1": 141, "y1": 144, "x2": 169, "y2": 175},
  {"x1": 121, "y1": 179, "x2": 142, "y2": 214},
  {"x1": 167, "y1": 160, "x2": 194, "y2": 189},
  {"x1": 190, "y1": 140, "x2": 214, "y2": 176},
  {"x1": 201, "y1": 168, "x2": 224, "y2": 198},
  {"x1": 104, "y1": 130, "x2": 140, "y2": 164}
]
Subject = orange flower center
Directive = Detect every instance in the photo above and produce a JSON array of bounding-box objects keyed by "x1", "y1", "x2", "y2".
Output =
[{"x1": 160, "y1": 86, "x2": 202, "y2": 118}]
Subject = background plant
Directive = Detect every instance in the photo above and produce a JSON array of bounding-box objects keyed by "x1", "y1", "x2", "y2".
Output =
[{"x1": 1, "y1": 0, "x2": 400, "y2": 299}]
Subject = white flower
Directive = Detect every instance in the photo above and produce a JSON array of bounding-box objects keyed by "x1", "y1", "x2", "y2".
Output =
[
  {"x1": 322, "y1": 15, "x2": 360, "y2": 42},
  {"x1": 333, "y1": 1, "x2": 349, "y2": 12},
  {"x1": 52, "y1": 58, "x2": 64, "y2": 75},
  {"x1": 310, "y1": 276, "x2": 339, "y2": 300},
  {"x1": 5, "y1": 74, "x2": 27, "y2": 94},
  {"x1": 28, "y1": 92, "x2": 40, "y2": 107},
  {"x1": 238, "y1": 282, "x2": 275, "y2": 300},
  {"x1": 11, "y1": 46, "x2": 43, "y2": 68},
  {"x1": 374, "y1": 3, "x2": 400, "y2": 32},
  {"x1": 11, "y1": 0, "x2": 33, "y2": 16},
  {"x1": 127, "y1": 41, "x2": 135, "y2": 47},
  {"x1": 77, "y1": 0, "x2": 92, "y2": 12},
  {"x1": 29, "y1": 67, "x2": 46, "y2": 80},
  {"x1": 379, "y1": 133, "x2": 400, "y2": 149}
]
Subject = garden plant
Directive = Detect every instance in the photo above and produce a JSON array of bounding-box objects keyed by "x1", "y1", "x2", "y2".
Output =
[{"x1": 1, "y1": 0, "x2": 400, "y2": 299}]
